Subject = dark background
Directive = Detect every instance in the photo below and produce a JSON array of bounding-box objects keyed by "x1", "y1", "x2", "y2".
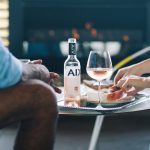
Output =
[{"x1": 9, "y1": 0, "x2": 150, "y2": 73}]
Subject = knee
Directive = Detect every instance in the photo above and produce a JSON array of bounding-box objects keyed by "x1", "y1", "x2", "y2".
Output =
[{"x1": 29, "y1": 80, "x2": 58, "y2": 118}]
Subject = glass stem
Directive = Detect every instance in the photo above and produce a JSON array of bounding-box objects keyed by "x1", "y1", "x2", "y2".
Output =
[{"x1": 98, "y1": 81, "x2": 101, "y2": 104}]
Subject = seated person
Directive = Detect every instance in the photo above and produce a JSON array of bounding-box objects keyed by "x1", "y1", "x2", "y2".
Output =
[
  {"x1": 114, "y1": 59, "x2": 150, "y2": 94},
  {"x1": 0, "y1": 38, "x2": 61, "y2": 150}
]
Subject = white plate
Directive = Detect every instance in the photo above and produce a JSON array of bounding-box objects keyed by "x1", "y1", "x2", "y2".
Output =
[{"x1": 101, "y1": 95, "x2": 135, "y2": 108}]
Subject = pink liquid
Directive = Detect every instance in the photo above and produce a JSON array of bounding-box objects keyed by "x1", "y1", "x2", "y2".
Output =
[
  {"x1": 64, "y1": 77, "x2": 80, "y2": 107},
  {"x1": 64, "y1": 96, "x2": 80, "y2": 107},
  {"x1": 87, "y1": 68, "x2": 113, "y2": 81}
]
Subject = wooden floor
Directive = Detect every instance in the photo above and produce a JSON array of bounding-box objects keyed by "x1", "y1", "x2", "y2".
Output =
[{"x1": 0, "y1": 115, "x2": 150, "y2": 150}]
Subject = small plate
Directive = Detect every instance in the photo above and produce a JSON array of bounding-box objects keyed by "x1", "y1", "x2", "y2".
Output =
[{"x1": 101, "y1": 96, "x2": 135, "y2": 108}]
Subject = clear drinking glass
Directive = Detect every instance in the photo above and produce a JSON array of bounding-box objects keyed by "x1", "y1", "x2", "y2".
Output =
[{"x1": 86, "y1": 50, "x2": 113, "y2": 105}]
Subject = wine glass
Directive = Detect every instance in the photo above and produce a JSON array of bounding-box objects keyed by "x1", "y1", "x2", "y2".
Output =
[{"x1": 86, "y1": 50, "x2": 113, "y2": 105}]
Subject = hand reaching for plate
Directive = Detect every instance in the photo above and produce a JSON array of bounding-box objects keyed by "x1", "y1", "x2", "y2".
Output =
[
  {"x1": 114, "y1": 59, "x2": 150, "y2": 95},
  {"x1": 114, "y1": 59, "x2": 150, "y2": 84},
  {"x1": 116, "y1": 75, "x2": 149, "y2": 95}
]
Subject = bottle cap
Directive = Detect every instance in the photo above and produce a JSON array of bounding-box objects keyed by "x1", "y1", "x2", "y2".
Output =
[{"x1": 68, "y1": 38, "x2": 76, "y2": 43}]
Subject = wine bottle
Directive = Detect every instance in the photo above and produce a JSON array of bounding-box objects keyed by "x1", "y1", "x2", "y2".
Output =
[{"x1": 64, "y1": 38, "x2": 81, "y2": 107}]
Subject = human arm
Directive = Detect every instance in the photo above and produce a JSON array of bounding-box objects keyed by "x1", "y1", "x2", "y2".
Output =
[
  {"x1": 114, "y1": 59, "x2": 150, "y2": 84},
  {"x1": 0, "y1": 41, "x2": 22, "y2": 88},
  {"x1": 0, "y1": 39, "x2": 61, "y2": 93}
]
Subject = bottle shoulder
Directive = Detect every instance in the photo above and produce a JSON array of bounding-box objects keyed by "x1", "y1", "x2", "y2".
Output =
[{"x1": 64, "y1": 56, "x2": 80, "y2": 67}]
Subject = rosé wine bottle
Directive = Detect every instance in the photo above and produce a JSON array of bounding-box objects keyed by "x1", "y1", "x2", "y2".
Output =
[{"x1": 64, "y1": 38, "x2": 81, "y2": 107}]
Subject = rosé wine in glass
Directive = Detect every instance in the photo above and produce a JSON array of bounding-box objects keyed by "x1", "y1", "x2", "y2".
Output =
[
  {"x1": 86, "y1": 50, "x2": 113, "y2": 106},
  {"x1": 87, "y1": 68, "x2": 113, "y2": 81}
]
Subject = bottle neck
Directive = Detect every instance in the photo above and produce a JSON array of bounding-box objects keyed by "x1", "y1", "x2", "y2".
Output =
[
  {"x1": 68, "y1": 55, "x2": 77, "y2": 59},
  {"x1": 69, "y1": 43, "x2": 76, "y2": 55}
]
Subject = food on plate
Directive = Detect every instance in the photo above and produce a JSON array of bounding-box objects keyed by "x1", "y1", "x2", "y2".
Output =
[
  {"x1": 101, "y1": 85, "x2": 125, "y2": 102},
  {"x1": 83, "y1": 80, "x2": 127, "y2": 102},
  {"x1": 83, "y1": 80, "x2": 136, "y2": 104},
  {"x1": 83, "y1": 80, "x2": 113, "y2": 90}
]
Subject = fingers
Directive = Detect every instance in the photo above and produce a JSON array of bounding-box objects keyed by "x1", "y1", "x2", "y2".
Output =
[
  {"x1": 116, "y1": 76, "x2": 145, "y2": 94},
  {"x1": 117, "y1": 77, "x2": 135, "y2": 92},
  {"x1": 121, "y1": 79, "x2": 132, "y2": 92},
  {"x1": 49, "y1": 72, "x2": 60, "y2": 79},
  {"x1": 49, "y1": 80, "x2": 62, "y2": 94},
  {"x1": 116, "y1": 78, "x2": 125, "y2": 88},
  {"x1": 116, "y1": 77, "x2": 139, "y2": 96},
  {"x1": 49, "y1": 73, "x2": 61, "y2": 94},
  {"x1": 27, "y1": 59, "x2": 42, "y2": 64},
  {"x1": 110, "y1": 85, "x2": 120, "y2": 92},
  {"x1": 51, "y1": 84, "x2": 62, "y2": 94},
  {"x1": 126, "y1": 88, "x2": 138, "y2": 96},
  {"x1": 30, "y1": 59, "x2": 42, "y2": 64},
  {"x1": 114, "y1": 70, "x2": 125, "y2": 84}
]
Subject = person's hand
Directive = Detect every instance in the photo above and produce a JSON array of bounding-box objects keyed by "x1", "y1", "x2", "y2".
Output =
[
  {"x1": 114, "y1": 59, "x2": 150, "y2": 84},
  {"x1": 30, "y1": 60, "x2": 61, "y2": 93},
  {"x1": 34, "y1": 64, "x2": 62, "y2": 94},
  {"x1": 114, "y1": 64, "x2": 142, "y2": 84},
  {"x1": 22, "y1": 60, "x2": 62, "y2": 94},
  {"x1": 28, "y1": 59, "x2": 43, "y2": 64},
  {"x1": 49, "y1": 72, "x2": 62, "y2": 94},
  {"x1": 116, "y1": 75, "x2": 147, "y2": 95}
]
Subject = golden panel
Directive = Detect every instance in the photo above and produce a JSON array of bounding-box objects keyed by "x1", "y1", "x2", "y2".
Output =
[
  {"x1": 0, "y1": 0, "x2": 9, "y2": 46},
  {"x1": 0, "y1": 1, "x2": 8, "y2": 10},
  {"x1": 0, "y1": 21, "x2": 9, "y2": 28},
  {"x1": 0, "y1": 30, "x2": 9, "y2": 37},
  {"x1": 0, "y1": 10, "x2": 9, "y2": 18}
]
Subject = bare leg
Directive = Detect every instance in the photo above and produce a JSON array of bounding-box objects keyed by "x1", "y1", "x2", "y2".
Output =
[{"x1": 0, "y1": 80, "x2": 58, "y2": 150}]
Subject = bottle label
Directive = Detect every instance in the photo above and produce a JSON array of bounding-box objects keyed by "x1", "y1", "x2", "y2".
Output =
[
  {"x1": 65, "y1": 67, "x2": 80, "y2": 77},
  {"x1": 69, "y1": 43, "x2": 76, "y2": 55},
  {"x1": 64, "y1": 66, "x2": 81, "y2": 97}
]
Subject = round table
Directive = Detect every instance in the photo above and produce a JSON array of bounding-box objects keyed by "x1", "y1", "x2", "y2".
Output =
[{"x1": 56, "y1": 88, "x2": 150, "y2": 150}]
